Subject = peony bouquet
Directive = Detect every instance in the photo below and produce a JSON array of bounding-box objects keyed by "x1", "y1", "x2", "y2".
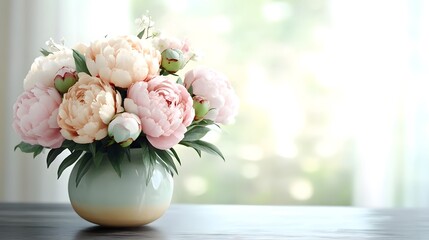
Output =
[{"x1": 13, "y1": 15, "x2": 238, "y2": 186}]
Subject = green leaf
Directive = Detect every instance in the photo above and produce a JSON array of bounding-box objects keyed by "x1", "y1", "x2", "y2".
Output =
[
  {"x1": 160, "y1": 69, "x2": 169, "y2": 76},
  {"x1": 40, "y1": 48, "x2": 52, "y2": 56},
  {"x1": 107, "y1": 144, "x2": 124, "y2": 178},
  {"x1": 190, "y1": 119, "x2": 217, "y2": 128},
  {"x1": 72, "y1": 49, "x2": 90, "y2": 75},
  {"x1": 14, "y1": 142, "x2": 43, "y2": 154},
  {"x1": 124, "y1": 148, "x2": 131, "y2": 162},
  {"x1": 147, "y1": 146, "x2": 159, "y2": 174},
  {"x1": 47, "y1": 148, "x2": 66, "y2": 168},
  {"x1": 61, "y1": 140, "x2": 76, "y2": 149},
  {"x1": 182, "y1": 126, "x2": 211, "y2": 142},
  {"x1": 139, "y1": 138, "x2": 158, "y2": 165},
  {"x1": 108, "y1": 156, "x2": 122, "y2": 178},
  {"x1": 156, "y1": 159, "x2": 174, "y2": 177},
  {"x1": 92, "y1": 152, "x2": 105, "y2": 167},
  {"x1": 57, "y1": 150, "x2": 83, "y2": 179},
  {"x1": 89, "y1": 143, "x2": 96, "y2": 158},
  {"x1": 75, "y1": 152, "x2": 93, "y2": 187},
  {"x1": 155, "y1": 149, "x2": 178, "y2": 174},
  {"x1": 137, "y1": 29, "x2": 145, "y2": 39},
  {"x1": 140, "y1": 141, "x2": 150, "y2": 163},
  {"x1": 187, "y1": 119, "x2": 217, "y2": 132},
  {"x1": 145, "y1": 160, "x2": 155, "y2": 185},
  {"x1": 33, "y1": 146, "x2": 44, "y2": 158},
  {"x1": 148, "y1": 145, "x2": 159, "y2": 164},
  {"x1": 139, "y1": 142, "x2": 155, "y2": 184},
  {"x1": 180, "y1": 142, "x2": 202, "y2": 157},
  {"x1": 201, "y1": 119, "x2": 217, "y2": 127},
  {"x1": 181, "y1": 140, "x2": 225, "y2": 160},
  {"x1": 73, "y1": 143, "x2": 90, "y2": 151},
  {"x1": 187, "y1": 85, "x2": 194, "y2": 96},
  {"x1": 169, "y1": 147, "x2": 181, "y2": 165},
  {"x1": 176, "y1": 77, "x2": 183, "y2": 85}
]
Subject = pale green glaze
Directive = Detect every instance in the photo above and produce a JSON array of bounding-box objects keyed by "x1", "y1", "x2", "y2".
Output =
[{"x1": 68, "y1": 149, "x2": 174, "y2": 227}]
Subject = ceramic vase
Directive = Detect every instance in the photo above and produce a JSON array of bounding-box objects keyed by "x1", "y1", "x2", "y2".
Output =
[{"x1": 68, "y1": 149, "x2": 174, "y2": 227}]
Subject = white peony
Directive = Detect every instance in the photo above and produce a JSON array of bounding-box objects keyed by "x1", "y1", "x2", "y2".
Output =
[
  {"x1": 151, "y1": 33, "x2": 199, "y2": 63},
  {"x1": 23, "y1": 49, "x2": 75, "y2": 90}
]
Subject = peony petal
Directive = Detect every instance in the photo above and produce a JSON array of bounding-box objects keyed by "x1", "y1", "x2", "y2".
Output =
[
  {"x1": 99, "y1": 104, "x2": 115, "y2": 124},
  {"x1": 124, "y1": 99, "x2": 139, "y2": 114},
  {"x1": 111, "y1": 69, "x2": 132, "y2": 88},
  {"x1": 95, "y1": 129, "x2": 108, "y2": 140},
  {"x1": 74, "y1": 135, "x2": 93, "y2": 144},
  {"x1": 147, "y1": 134, "x2": 180, "y2": 150},
  {"x1": 142, "y1": 118, "x2": 163, "y2": 137}
]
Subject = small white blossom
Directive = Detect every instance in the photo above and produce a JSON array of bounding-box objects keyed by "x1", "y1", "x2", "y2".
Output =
[
  {"x1": 45, "y1": 38, "x2": 67, "y2": 52},
  {"x1": 135, "y1": 13, "x2": 154, "y2": 29},
  {"x1": 189, "y1": 50, "x2": 203, "y2": 62}
]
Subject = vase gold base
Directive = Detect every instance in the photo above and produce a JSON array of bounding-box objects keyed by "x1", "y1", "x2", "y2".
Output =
[{"x1": 71, "y1": 203, "x2": 169, "y2": 227}]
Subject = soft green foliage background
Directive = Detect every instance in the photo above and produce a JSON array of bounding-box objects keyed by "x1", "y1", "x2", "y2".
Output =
[{"x1": 128, "y1": 0, "x2": 353, "y2": 205}]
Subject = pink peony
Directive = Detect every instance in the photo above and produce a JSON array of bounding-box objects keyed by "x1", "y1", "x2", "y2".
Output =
[
  {"x1": 124, "y1": 76, "x2": 194, "y2": 150},
  {"x1": 184, "y1": 67, "x2": 239, "y2": 124},
  {"x1": 57, "y1": 73, "x2": 123, "y2": 144},
  {"x1": 13, "y1": 85, "x2": 65, "y2": 148},
  {"x1": 85, "y1": 35, "x2": 161, "y2": 88}
]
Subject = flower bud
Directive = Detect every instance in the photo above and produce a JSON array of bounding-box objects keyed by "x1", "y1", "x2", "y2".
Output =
[
  {"x1": 108, "y1": 112, "x2": 142, "y2": 147},
  {"x1": 161, "y1": 48, "x2": 184, "y2": 73},
  {"x1": 54, "y1": 66, "x2": 77, "y2": 94},
  {"x1": 193, "y1": 96, "x2": 210, "y2": 120}
]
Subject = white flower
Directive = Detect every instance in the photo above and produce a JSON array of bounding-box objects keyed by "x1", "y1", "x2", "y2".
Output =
[
  {"x1": 73, "y1": 42, "x2": 88, "y2": 55},
  {"x1": 45, "y1": 38, "x2": 67, "y2": 52},
  {"x1": 23, "y1": 49, "x2": 75, "y2": 90},
  {"x1": 108, "y1": 112, "x2": 142, "y2": 147},
  {"x1": 151, "y1": 33, "x2": 198, "y2": 64},
  {"x1": 135, "y1": 14, "x2": 154, "y2": 28}
]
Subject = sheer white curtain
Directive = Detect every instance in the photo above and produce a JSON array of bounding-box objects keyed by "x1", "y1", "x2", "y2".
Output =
[
  {"x1": 329, "y1": 0, "x2": 429, "y2": 207},
  {"x1": 0, "y1": 0, "x2": 130, "y2": 202},
  {"x1": 401, "y1": 0, "x2": 429, "y2": 207}
]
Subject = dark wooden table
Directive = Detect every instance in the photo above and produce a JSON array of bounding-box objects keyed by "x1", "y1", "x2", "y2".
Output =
[{"x1": 1, "y1": 203, "x2": 429, "y2": 239}]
